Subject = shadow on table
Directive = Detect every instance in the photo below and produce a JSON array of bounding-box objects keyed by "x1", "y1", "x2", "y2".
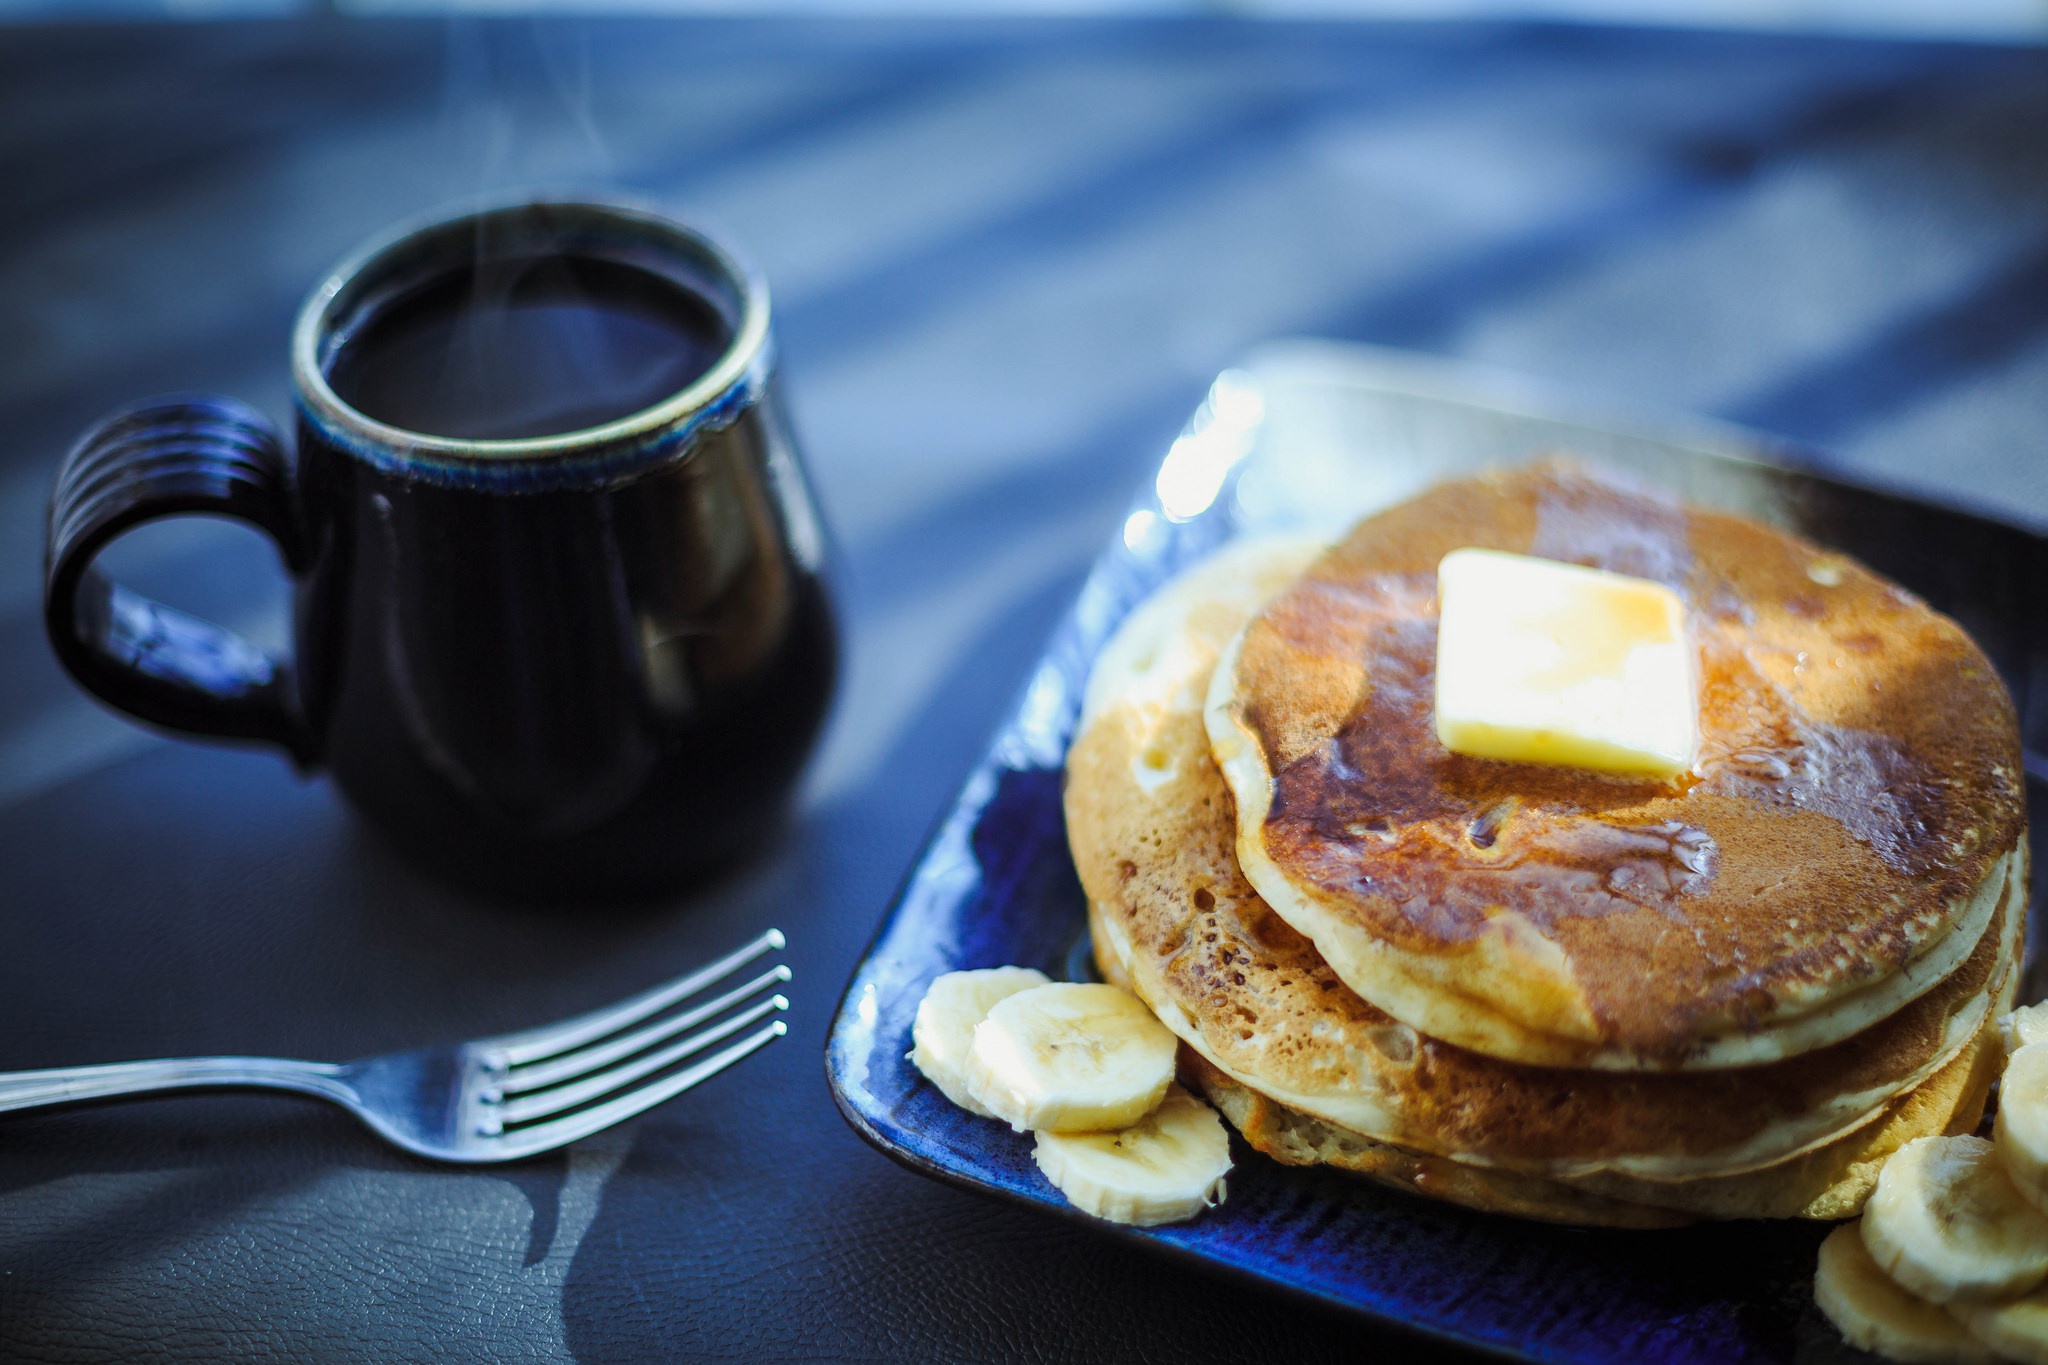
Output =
[{"x1": 553, "y1": 570, "x2": 1459, "y2": 1364}]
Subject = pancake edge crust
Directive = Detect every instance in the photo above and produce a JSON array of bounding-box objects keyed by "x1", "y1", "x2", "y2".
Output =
[
  {"x1": 1179, "y1": 1051, "x2": 1691, "y2": 1230},
  {"x1": 1204, "y1": 468, "x2": 2025, "y2": 1072},
  {"x1": 1090, "y1": 872, "x2": 2018, "y2": 1182},
  {"x1": 1089, "y1": 843, "x2": 2015, "y2": 1186},
  {"x1": 1127, "y1": 938, "x2": 1681, "y2": 1230},
  {"x1": 1186, "y1": 1013, "x2": 2003, "y2": 1225}
]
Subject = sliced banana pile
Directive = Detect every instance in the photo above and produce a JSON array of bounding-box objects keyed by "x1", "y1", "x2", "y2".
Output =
[
  {"x1": 911, "y1": 967, "x2": 1050, "y2": 1116},
  {"x1": 909, "y1": 971, "x2": 1231, "y2": 1227},
  {"x1": 2004, "y1": 1004, "x2": 2048, "y2": 1055},
  {"x1": 1817, "y1": 1005, "x2": 2048, "y2": 1363}
]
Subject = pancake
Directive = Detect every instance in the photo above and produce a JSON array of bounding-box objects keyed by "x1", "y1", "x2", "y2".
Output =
[
  {"x1": 1205, "y1": 463, "x2": 2027, "y2": 1070},
  {"x1": 1178, "y1": 1051, "x2": 1690, "y2": 1230},
  {"x1": 1067, "y1": 535, "x2": 2023, "y2": 1183},
  {"x1": 1568, "y1": 986, "x2": 2011, "y2": 1221},
  {"x1": 1188, "y1": 1013, "x2": 2003, "y2": 1224}
]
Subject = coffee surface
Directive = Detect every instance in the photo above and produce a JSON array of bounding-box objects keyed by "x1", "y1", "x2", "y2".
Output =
[{"x1": 328, "y1": 254, "x2": 729, "y2": 441}]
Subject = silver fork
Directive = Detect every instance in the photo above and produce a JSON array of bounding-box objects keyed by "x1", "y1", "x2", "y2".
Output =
[{"x1": 0, "y1": 929, "x2": 790, "y2": 1162}]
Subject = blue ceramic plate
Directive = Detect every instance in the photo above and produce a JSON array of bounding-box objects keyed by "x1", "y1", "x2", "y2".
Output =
[{"x1": 826, "y1": 340, "x2": 2048, "y2": 1365}]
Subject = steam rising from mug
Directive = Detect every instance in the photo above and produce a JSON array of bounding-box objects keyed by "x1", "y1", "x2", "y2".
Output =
[{"x1": 329, "y1": 250, "x2": 731, "y2": 442}]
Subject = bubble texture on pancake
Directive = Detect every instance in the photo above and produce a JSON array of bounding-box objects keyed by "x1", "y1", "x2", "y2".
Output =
[
  {"x1": 1068, "y1": 535, "x2": 2022, "y2": 1182},
  {"x1": 1207, "y1": 462, "x2": 2026, "y2": 1070}
]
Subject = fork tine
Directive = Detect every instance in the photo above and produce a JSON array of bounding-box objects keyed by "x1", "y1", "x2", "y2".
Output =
[
  {"x1": 485, "y1": 1020, "x2": 786, "y2": 1158},
  {"x1": 481, "y1": 929, "x2": 785, "y2": 1067},
  {"x1": 494, "y1": 966, "x2": 791, "y2": 1095},
  {"x1": 491, "y1": 993, "x2": 787, "y2": 1125}
]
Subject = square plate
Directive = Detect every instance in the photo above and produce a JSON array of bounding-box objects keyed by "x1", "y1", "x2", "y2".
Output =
[{"x1": 825, "y1": 340, "x2": 2048, "y2": 1364}]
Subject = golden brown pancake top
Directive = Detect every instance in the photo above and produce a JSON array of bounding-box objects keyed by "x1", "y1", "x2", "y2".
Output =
[{"x1": 1230, "y1": 463, "x2": 2024, "y2": 1062}]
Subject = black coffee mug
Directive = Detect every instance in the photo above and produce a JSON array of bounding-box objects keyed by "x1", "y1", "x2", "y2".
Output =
[{"x1": 44, "y1": 199, "x2": 837, "y2": 898}]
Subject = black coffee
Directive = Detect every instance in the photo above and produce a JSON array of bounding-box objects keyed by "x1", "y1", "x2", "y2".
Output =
[{"x1": 328, "y1": 254, "x2": 731, "y2": 441}]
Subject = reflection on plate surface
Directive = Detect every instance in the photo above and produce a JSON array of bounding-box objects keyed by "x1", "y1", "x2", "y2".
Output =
[{"x1": 827, "y1": 339, "x2": 2047, "y2": 1365}]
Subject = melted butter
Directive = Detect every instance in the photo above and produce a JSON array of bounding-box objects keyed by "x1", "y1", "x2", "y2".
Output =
[
  {"x1": 1434, "y1": 548, "x2": 1695, "y2": 777},
  {"x1": 1266, "y1": 574, "x2": 1720, "y2": 942}
]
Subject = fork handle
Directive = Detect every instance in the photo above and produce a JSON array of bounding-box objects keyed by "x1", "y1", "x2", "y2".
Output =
[{"x1": 0, "y1": 1056, "x2": 355, "y2": 1114}]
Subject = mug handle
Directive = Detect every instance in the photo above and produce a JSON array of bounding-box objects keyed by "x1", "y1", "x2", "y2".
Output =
[{"x1": 44, "y1": 397, "x2": 317, "y2": 764}]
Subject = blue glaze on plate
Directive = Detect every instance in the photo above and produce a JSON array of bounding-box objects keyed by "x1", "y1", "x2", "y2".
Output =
[{"x1": 827, "y1": 341, "x2": 2046, "y2": 1365}]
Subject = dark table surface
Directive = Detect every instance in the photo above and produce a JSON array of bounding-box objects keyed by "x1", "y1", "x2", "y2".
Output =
[{"x1": 1, "y1": 15, "x2": 2045, "y2": 1363}]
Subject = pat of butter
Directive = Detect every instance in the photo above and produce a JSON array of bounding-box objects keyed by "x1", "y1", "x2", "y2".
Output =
[{"x1": 1434, "y1": 548, "x2": 1695, "y2": 779}]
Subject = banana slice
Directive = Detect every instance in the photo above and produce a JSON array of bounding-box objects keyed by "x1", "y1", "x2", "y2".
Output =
[
  {"x1": 910, "y1": 967, "x2": 1052, "y2": 1116},
  {"x1": 1813, "y1": 1224, "x2": 1998, "y2": 1364},
  {"x1": 2005, "y1": 1005, "x2": 2048, "y2": 1056},
  {"x1": 1033, "y1": 1085, "x2": 1232, "y2": 1226},
  {"x1": 1998, "y1": 1042, "x2": 2048, "y2": 1214},
  {"x1": 1953, "y1": 1286, "x2": 2048, "y2": 1365},
  {"x1": 965, "y1": 982, "x2": 1177, "y2": 1133},
  {"x1": 1864, "y1": 1134, "x2": 2048, "y2": 1304}
]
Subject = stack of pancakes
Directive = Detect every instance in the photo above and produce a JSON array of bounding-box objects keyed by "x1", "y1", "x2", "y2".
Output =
[{"x1": 1066, "y1": 464, "x2": 2029, "y2": 1226}]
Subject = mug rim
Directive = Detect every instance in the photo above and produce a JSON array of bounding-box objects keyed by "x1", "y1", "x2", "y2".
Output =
[{"x1": 290, "y1": 195, "x2": 772, "y2": 470}]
